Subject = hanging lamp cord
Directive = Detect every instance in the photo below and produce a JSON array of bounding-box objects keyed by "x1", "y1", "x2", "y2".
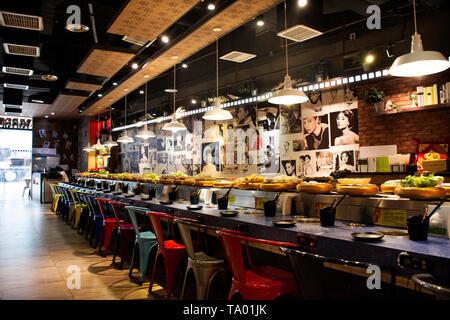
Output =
[
  {"x1": 284, "y1": 0, "x2": 288, "y2": 76},
  {"x1": 124, "y1": 95, "x2": 127, "y2": 126},
  {"x1": 413, "y1": 0, "x2": 417, "y2": 34},
  {"x1": 216, "y1": 39, "x2": 219, "y2": 100},
  {"x1": 173, "y1": 65, "x2": 176, "y2": 114}
]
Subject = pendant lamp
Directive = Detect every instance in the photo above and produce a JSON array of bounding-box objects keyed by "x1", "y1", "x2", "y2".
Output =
[
  {"x1": 163, "y1": 65, "x2": 186, "y2": 132},
  {"x1": 82, "y1": 143, "x2": 94, "y2": 152},
  {"x1": 136, "y1": 83, "x2": 156, "y2": 138},
  {"x1": 117, "y1": 95, "x2": 134, "y2": 143},
  {"x1": 389, "y1": 0, "x2": 450, "y2": 77},
  {"x1": 268, "y1": 0, "x2": 308, "y2": 105},
  {"x1": 203, "y1": 40, "x2": 233, "y2": 121},
  {"x1": 103, "y1": 107, "x2": 118, "y2": 147},
  {"x1": 92, "y1": 114, "x2": 104, "y2": 150}
]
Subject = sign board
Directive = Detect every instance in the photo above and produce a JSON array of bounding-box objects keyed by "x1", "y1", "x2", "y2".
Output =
[{"x1": 0, "y1": 116, "x2": 33, "y2": 130}]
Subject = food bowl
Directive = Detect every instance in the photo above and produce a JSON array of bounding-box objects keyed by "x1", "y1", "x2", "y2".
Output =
[
  {"x1": 337, "y1": 178, "x2": 371, "y2": 185},
  {"x1": 336, "y1": 184, "x2": 379, "y2": 196},
  {"x1": 394, "y1": 187, "x2": 446, "y2": 200},
  {"x1": 296, "y1": 182, "x2": 333, "y2": 194}
]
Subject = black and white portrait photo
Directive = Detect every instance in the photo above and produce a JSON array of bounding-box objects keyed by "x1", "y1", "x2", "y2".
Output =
[
  {"x1": 335, "y1": 150, "x2": 355, "y2": 171},
  {"x1": 282, "y1": 160, "x2": 296, "y2": 176},
  {"x1": 157, "y1": 138, "x2": 166, "y2": 151},
  {"x1": 257, "y1": 105, "x2": 279, "y2": 131},
  {"x1": 302, "y1": 108, "x2": 330, "y2": 151},
  {"x1": 280, "y1": 105, "x2": 302, "y2": 134},
  {"x1": 330, "y1": 109, "x2": 359, "y2": 146}
]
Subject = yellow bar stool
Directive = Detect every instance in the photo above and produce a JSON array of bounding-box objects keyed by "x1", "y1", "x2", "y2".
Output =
[{"x1": 50, "y1": 184, "x2": 63, "y2": 213}]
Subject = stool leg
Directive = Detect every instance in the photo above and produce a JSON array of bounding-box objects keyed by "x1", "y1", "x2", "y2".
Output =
[
  {"x1": 148, "y1": 249, "x2": 161, "y2": 294},
  {"x1": 180, "y1": 263, "x2": 193, "y2": 300},
  {"x1": 129, "y1": 241, "x2": 137, "y2": 279}
]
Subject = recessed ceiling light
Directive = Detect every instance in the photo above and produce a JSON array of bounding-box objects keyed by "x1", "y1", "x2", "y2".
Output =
[
  {"x1": 365, "y1": 54, "x2": 375, "y2": 64},
  {"x1": 41, "y1": 74, "x2": 58, "y2": 81},
  {"x1": 45, "y1": 115, "x2": 48, "y2": 118},
  {"x1": 65, "y1": 24, "x2": 89, "y2": 32},
  {"x1": 161, "y1": 35, "x2": 169, "y2": 43},
  {"x1": 139, "y1": 90, "x2": 144, "y2": 94},
  {"x1": 191, "y1": 99, "x2": 197, "y2": 104},
  {"x1": 164, "y1": 88, "x2": 178, "y2": 93},
  {"x1": 131, "y1": 63, "x2": 139, "y2": 69},
  {"x1": 256, "y1": 20, "x2": 264, "y2": 27},
  {"x1": 207, "y1": 3, "x2": 215, "y2": 10},
  {"x1": 172, "y1": 56, "x2": 178, "y2": 60},
  {"x1": 32, "y1": 99, "x2": 44, "y2": 103},
  {"x1": 144, "y1": 75, "x2": 150, "y2": 78},
  {"x1": 98, "y1": 93, "x2": 102, "y2": 97},
  {"x1": 51, "y1": 112, "x2": 55, "y2": 115},
  {"x1": 213, "y1": 27, "x2": 222, "y2": 32},
  {"x1": 112, "y1": 82, "x2": 118, "y2": 86},
  {"x1": 298, "y1": 0, "x2": 307, "y2": 7},
  {"x1": 124, "y1": 88, "x2": 129, "y2": 91},
  {"x1": 182, "y1": 63, "x2": 188, "y2": 68}
]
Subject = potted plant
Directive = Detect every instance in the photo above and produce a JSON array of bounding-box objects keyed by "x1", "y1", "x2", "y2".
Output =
[{"x1": 364, "y1": 87, "x2": 385, "y2": 113}]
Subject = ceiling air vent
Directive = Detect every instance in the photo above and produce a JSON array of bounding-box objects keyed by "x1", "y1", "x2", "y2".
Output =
[
  {"x1": 2, "y1": 66, "x2": 34, "y2": 76},
  {"x1": 3, "y1": 83, "x2": 29, "y2": 90},
  {"x1": 4, "y1": 106, "x2": 23, "y2": 115},
  {"x1": 0, "y1": 11, "x2": 43, "y2": 31},
  {"x1": 277, "y1": 24, "x2": 323, "y2": 43},
  {"x1": 122, "y1": 36, "x2": 148, "y2": 47},
  {"x1": 3, "y1": 43, "x2": 40, "y2": 57},
  {"x1": 220, "y1": 51, "x2": 256, "y2": 63}
]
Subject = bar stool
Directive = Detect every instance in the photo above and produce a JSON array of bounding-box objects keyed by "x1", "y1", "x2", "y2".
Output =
[
  {"x1": 175, "y1": 219, "x2": 227, "y2": 300},
  {"x1": 109, "y1": 201, "x2": 136, "y2": 269},
  {"x1": 49, "y1": 184, "x2": 62, "y2": 213},
  {"x1": 75, "y1": 191, "x2": 90, "y2": 235},
  {"x1": 280, "y1": 247, "x2": 397, "y2": 299},
  {"x1": 126, "y1": 206, "x2": 158, "y2": 285},
  {"x1": 146, "y1": 211, "x2": 194, "y2": 299},
  {"x1": 96, "y1": 198, "x2": 120, "y2": 256},
  {"x1": 85, "y1": 195, "x2": 104, "y2": 247},
  {"x1": 216, "y1": 230, "x2": 299, "y2": 300}
]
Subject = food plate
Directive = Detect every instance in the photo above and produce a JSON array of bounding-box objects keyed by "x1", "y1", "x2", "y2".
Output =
[
  {"x1": 296, "y1": 183, "x2": 333, "y2": 194},
  {"x1": 394, "y1": 187, "x2": 446, "y2": 200},
  {"x1": 293, "y1": 216, "x2": 320, "y2": 223},
  {"x1": 336, "y1": 184, "x2": 379, "y2": 197},
  {"x1": 351, "y1": 232, "x2": 384, "y2": 242},
  {"x1": 187, "y1": 205, "x2": 203, "y2": 210},
  {"x1": 273, "y1": 219, "x2": 296, "y2": 227},
  {"x1": 112, "y1": 191, "x2": 122, "y2": 195},
  {"x1": 220, "y1": 210, "x2": 239, "y2": 217},
  {"x1": 380, "y1": 184, "x2": 398, "y2": 193},
  {"x1": 124, "y1": 193, "x2": 136, "y2": 198},
  {"x1": 159, "y1": 200, "x2": 173, "y2": 205},
  {"x1": 259, "y1": 183, "x2": 291, "y2": 192},
  {"x1": 140, "y1": 195, "x2": 150, "y2": 200}
]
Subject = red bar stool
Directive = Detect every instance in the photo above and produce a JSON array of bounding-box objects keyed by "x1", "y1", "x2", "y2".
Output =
[
  {"x1": 146, "y1": 211, "x2": 194, "y2": 299},
  {"x1": 96, "y1": 198, "x2": 122, "y2": 256},
  {"x1": 109, "y1": 201, "x2": 137, "y2": 269},
  {"x1": 216, "y1": 230, "x2": 299, "y2": 300}
]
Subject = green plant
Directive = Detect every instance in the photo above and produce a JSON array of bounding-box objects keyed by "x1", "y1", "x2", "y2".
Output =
[{"x1": 364, "y1": 87, "x2": 385, "y2": 104}]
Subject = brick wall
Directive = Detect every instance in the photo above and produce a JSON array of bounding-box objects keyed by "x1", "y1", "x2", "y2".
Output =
[{"x1": 357, "y1": 69, "x2": 450, "y2": 154}]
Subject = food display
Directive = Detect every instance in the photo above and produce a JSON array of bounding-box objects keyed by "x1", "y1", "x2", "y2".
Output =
[
  {"x1": 260, "y1": 175, "x2": 301, "y2": 192},
  {"x1": 170, "y1": 171, "x2": 188, "y2": 184},
  {"x1": 183, "y1": 177, "x2": 196, "y2": 186},
  {"x1": 336, "y1": 184, "x2": 379, "y2": 196},
  {"x1": 235, "y1": 174, "x2": 266, "y2": 190},
  {"x1": 394, "y1": 174, "x2": 446, "y2": 200},
  {"x1": 142, "y1": 173, "x2": 159, "y2": 183},
  {"x1": 442, "y1": 183, "x2": 450, "y2": 196},
  {"x1": 159, "y1": 174, "x2": 174, "y2": 184},
  {"x1": 296, "y1": 181, "x2": 333, "y2": 194},
  {"x1": 380, "y1": 180, "x2": 401, "y2": 193},
  {"x1": 337, "y1": 178, "x2": 371, "y2": 185},
  {"x1": 213, "y1": 180, "x2": 236, "y2": 188}
]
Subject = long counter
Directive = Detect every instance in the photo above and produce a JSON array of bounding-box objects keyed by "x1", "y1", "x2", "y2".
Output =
[{"x1": 62, "y1": 178, "x2": 450, "y2": 286}]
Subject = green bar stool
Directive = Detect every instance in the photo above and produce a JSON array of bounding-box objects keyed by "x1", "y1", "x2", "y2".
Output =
[{"x1": 126, "y1": 206, "x2": 158, "y2": 285}]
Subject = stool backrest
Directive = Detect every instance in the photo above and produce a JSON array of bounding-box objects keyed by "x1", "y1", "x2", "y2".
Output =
[
  {"x1": 85, "y1": 195, "x2": 100, "y2": 217},
  {"x1": 125, "y1": 206, "x2": 148, "y2": 237},
  {"x1": 216, "y1": 230, "x2": 295, "y2": 283},
  {"x1": 110, "y1": 201, "x2": 129, "y2": 226},
  {"x1": 146, "y1": 211, "x2": 175, "y2": 248},
  {"x1": 96, "y1": 198, "x2": 114, "y2": 220},
  {"x1": 279, "y1": 247, "x2": 397, "y2": 299}
]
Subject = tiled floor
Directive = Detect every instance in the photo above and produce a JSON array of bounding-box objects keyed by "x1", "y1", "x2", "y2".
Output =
[{"x1": 0, "y1": 198, "x2": 168, "y2": 300}]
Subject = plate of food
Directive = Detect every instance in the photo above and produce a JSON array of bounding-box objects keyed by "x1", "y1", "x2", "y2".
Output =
[
  {"x1": 296, "y1": 181, "x2": 333, "y2": 194},
  {"x1": 187, "y1": 205, "x2": 203, "y2": 210},
  {"x1": 351, "y1": 232, "x2": 384, "y2": 242},
  {"x1": 220, "y1": 210, "x2": 239, "y2": 217},
  {"x1": 395, "y1": 174, "x2": 445, "y2": 200},
  {"x1": 336, "y1": 184, "x2": 379, "y2": 197},
  {"x1": 235, "y1": 174, "x2": 266, "y2": 190},
  {"x1": 213, "y1": 180, "x2": 235, "y2": 188},
  {"x1": 380, "y1": 180, "x2": 401, "y2": 193},
  {"x1": 273, "y1": 219, "x2": 296, "y2": 228}
]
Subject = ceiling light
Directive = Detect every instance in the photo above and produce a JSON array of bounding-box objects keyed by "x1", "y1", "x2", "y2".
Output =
[
  {"x1": 82, "y1": 142, "x2": 95, "y2": 152},
  {"x1": 389, "y1": 0, "x2": 450, "y2": 77},
  {"x1": 97, "y1": 93, "x2": 102, "y2": 97},
  {"x1": 365, "y1": 54, "x2": 375, "y2": 64},
  {"x1": 143, "y1": 75, "x2": 150, "y2": 78},
  {"x1": 172, "y1": 56, "x2": 178, "y2": 60},
  {"x1": 161, "y1": 35, "x2": 169, "y2": 43},
  {"x1": 32, "y1": 99, "x2": 44, "y2": 104},
  {"x1": 131, "y1": 63, "x2": 139, "y2": 69},
  {"x1": 112, "y1": 82, "x2": 118, "y2": 86},
  {"x1": 51, "y1": 112, "x2": 55, "y2": 115},
  {"x1": 45, "y1": 115, "x2": 48, "y2": 118},
  {"x1": 139, "y1": 90, "x2": 144, "y2": 94},
  {"x1": 213, "y1": 27, "x2": 222, "y2": 32},
  {"x1": 123, "y1": 88, "x2": 129, "y2": 91},
  {"x1": 41, "y1": 74, "x2": 58, "y2": 81},
  {"x1": 269, "y1": 1, "x2": 309, "y2": 105},
  {"x1": 182, "y1": 63, "x2": 188, "y2": 68},
  {"x1": 117, "y1": 130, "x2": 133, "y2": 143},
  {"x1": 65, "y1": 24, "x2": 89, "y2": 32},
  {"x1": 104, "y1": 105, "x2": 118, "y2": 147},
  {"x1": 165, "y1": 88, "x2": 178, "y2": 93},
  {"x1": 203, "y1": 40, "x2": 233, "y2": 121},
  {"x1": 256, "y1": 16, "x2": 264, "y2": 27},
  {"x1": 298, "y1": 0, "x2": 307, "y2": 7},
  {"x1": 191, "y1": 99, "x2": 197, "y2": 104},
  {"x1": 92, "y1": 138, "x2": 103, "y2": 150},
  {"x1": 207, "y1": 3, "x2": 215, "y2": 10}
]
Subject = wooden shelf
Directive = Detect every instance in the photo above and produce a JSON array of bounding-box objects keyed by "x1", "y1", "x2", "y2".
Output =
[{"x1": 375, "y1": 103, "x2": 450, "y2": 116}]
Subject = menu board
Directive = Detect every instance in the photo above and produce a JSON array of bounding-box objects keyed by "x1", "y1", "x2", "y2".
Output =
[{"x1": 120, "y1": 88, "x2": 358, "y2": 178}]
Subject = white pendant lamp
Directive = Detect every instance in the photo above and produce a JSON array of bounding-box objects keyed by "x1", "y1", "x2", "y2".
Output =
[
  {"x1": 203, "y1": 40, "x2": 233, "y2": 121},
  {"x1": 92, "y1": 114, "x2": 103, "y2": 149},
  {"x1": 117, "y1": 95, "x2": 134, "y2": 143},
  {"x1": 389, "y1": 0, "x2": 450, "y2": 77},
  {"x1": 82, "y1": 143, "x2": 95, "y2": 152},
  {"x1": 268, "y1": 0, "x2": 308, "y2": 105},
  {"x1": 163, "y1": 65, "x2": 186, "y2": 132},
  {"x1": 103, "y1": 107, "x2": 118, "y2": 147},
  {"x1": 136, "y1": 83, "x2": 156, "y2": 138}
]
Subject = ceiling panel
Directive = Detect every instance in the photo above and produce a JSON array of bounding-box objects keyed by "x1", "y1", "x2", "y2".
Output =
[
  {"x1": 85, "y1": 0, "x2": 281, "y2": 114},
  {"x1": 76, "y1": 48, "x2": 135, "y2": 78},
  {"x1": 107, "y1": 0, "x2": 199, "y2": 41}
]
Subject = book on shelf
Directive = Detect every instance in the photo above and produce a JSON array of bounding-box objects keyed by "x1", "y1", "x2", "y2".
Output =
[{"x1": 417, "y1": 86, "x2": 423, "y2": 106}]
